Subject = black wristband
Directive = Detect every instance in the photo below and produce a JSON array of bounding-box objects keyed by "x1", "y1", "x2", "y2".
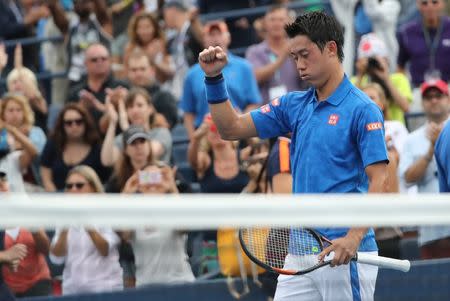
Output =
[{"x1": 205, "y1": 73, "x2": 224, "y2": 83}]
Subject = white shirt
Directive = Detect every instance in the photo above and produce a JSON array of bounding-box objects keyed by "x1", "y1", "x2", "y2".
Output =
[
  {"x1": 0, "y1": 151, "x2": 25, "y2": 193},
  {"x1": 399, "y1": 123, "x2": 450, "y2": 246},
  {"x1": 385, "y1": 120, "x2": 408, "y2": 155},
  {"x1": 50, "y1": 227, "x2": 123, "y2": 295},
  {"x1": 132, "y1": 229, "x2": 195, "y2": 286}
]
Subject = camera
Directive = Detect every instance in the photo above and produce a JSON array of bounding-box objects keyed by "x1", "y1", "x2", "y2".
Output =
[
  {"x1": 367, "y1": 57, "x2": 382, "y2": 71},
  {"x1": 138, "y1": 170, "x2": 162, "y2": 185}
]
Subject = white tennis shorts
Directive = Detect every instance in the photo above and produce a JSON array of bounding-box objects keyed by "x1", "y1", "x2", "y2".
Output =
[{"x1": 274, "y1": 251, "x2": 378, "y2": 301}]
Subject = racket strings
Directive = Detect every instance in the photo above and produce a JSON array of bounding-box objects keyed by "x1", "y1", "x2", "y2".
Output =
[{"x1": 241, "y1": 228, "x2": 323, "y2": 272}]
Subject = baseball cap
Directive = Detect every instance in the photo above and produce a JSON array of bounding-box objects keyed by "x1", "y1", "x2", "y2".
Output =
[
  {"x1": 163, "y1": 0, "x2": 188, "y2": 11},
  {"x1": 357, "y1": 33, "x2": 388, "y2": 59},
  {"x1": 420, "y1": 79, "x2": 449, "y2": 96},
  {"x1": 204, "y1": 20, "x2": 228, "y2": 35},
  {"x1": 123, "y1": 126, "x2": 151, "y2": 145}
]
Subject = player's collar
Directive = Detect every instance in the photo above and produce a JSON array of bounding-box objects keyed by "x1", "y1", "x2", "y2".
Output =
[{"x1": 323, "y1": 74, "x2": 351, "y2": 106}]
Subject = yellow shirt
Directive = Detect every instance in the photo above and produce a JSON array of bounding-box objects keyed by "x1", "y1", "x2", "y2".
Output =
[{"x1": 351, "y1": 73, "x2": 413, "y2": 124}]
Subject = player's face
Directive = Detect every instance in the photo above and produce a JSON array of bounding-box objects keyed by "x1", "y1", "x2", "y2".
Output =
[{"x1": 289, "y1": 35, "x2": 332, "y2": 87}]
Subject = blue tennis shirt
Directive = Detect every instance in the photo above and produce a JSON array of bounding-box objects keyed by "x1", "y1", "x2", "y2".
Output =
[
  {"x1": 435, "y1": 121, "x2": 450, "y2": 192},
  {"x1": 251, "y1": 75, "x2": 388, "y2": 252}
]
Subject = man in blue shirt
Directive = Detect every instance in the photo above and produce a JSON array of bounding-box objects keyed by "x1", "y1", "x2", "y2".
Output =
[
  {"x1": 199, "y1": 11, "x2": 388, "y2": 301},
  {"x1": 180, "y1": 20, "x2": 262, "y2": 139}
]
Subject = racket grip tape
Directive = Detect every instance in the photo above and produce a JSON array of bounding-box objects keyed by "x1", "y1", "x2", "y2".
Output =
[{"x1": 355, "y1": 252, "x2": 411, "y2": 272}]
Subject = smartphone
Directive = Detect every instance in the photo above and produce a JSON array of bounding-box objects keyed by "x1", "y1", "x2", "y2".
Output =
[{"x1": 138, "y1": 170, "x2": 162, "y2": 185}]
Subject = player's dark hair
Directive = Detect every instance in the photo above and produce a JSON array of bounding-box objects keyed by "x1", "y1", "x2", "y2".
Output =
[{"x1": 284, "y1": 11, "x2": 344, "y2": 62}]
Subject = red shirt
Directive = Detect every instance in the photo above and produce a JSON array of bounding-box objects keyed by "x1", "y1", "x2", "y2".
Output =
[{"x1": 2, "y1": 229, "x2": 50, "y2": 293}]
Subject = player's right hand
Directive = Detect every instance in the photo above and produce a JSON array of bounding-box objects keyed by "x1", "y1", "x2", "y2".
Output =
[{"x1": 198, "y1": 46, "x2": 228, "y2": 77}]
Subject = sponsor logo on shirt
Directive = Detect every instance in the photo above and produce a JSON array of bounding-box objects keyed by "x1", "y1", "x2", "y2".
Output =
[
  {"x1": 261, "y1": 104, "x2": 271, "y2": 114},
  {"x1": 328, "y1": 114, "x2": 339, "y2": 125},
  {"x1": 271, "y1": 98, "x2": 280, "y2": 106},
  {"x1": 366, "y1": 122, "x2": 383, "y2": 131}
]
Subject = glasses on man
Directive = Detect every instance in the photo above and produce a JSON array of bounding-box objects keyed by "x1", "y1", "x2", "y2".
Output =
[
  {"x1": 88, "y1": 56, "x2": 108, "y2": 63},
  {"x1": 423, "y1": 91, "x2": 445, "y2": 101},
  {"x1": 63, "y1": 118, "x2": 84, "y2": 127},
  {"x1": 421, "y1": 0, "x2": 439, "y2": 5},
  {"x1": 65, "y1": 182, "x2": 88, "y2": 190}
]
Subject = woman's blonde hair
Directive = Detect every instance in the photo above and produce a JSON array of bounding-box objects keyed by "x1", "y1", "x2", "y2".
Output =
[
  {"x1": 66, "y1": 165, "x2": 104, "y2": 193},
  {"x1": 362, "y1": 83, "x2": 388, "y2": 112},
  {"x1": 6, "y1": 67, "x2": 38, "y2": 91},
  {"x1": 0, "y1": 93, "x2": 35, "y2": 129}
]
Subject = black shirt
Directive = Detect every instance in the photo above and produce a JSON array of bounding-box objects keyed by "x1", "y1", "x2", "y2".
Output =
[
  {"x1": 67, "y1": 74, "x2": 128, "y2": 122},
  {"x1": 40, "y1": 140, "x2": 112, "y2": 191}
]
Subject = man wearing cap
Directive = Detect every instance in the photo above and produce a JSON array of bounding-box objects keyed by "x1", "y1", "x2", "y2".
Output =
[
  {"x1": 180, "y1": 20, "x2": 262, "y2": 139},
  {"x1": 245, "y1": 5, "x2": 308, "y2": 104},
  {"x1": 399, "y1": 79, "x2": 450, "y2": 258},
  {"x1": 353, "y1": 33, "x2": 412, "y2": 124},
  {"x1": 163, "y1": 0, "x2": 204, "y2": 99},
  {"x1": 397, "y1": 0, "x2": 450, "y2": 86}
]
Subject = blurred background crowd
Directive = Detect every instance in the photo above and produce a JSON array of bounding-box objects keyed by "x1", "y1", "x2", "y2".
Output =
[{"x1": 0, "y1": 0, "x2": 450, "y2": 298}]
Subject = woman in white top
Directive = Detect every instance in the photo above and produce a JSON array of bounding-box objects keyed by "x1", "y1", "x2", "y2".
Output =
[
  {"x1": 121, "y1": 162, "x2": 195, "y2": 286},
  {"x1": 49, "y1": 165, "x2": 123, "y2": 295}
]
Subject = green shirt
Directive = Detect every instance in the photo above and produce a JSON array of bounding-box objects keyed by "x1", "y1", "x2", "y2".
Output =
[{"x1": 351, "y1": 73, "x2": 412, "y2": 124}]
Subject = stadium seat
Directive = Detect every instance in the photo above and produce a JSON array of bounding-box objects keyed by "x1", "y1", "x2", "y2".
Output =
[
  {"x1": 171, "y1": 123, "x2": 190, "y2": 145},
  {"x1": 400, "y1": 237, "x2": 420, "y2": 261},
  {"x1": 172, "y1": 143, "x2": 189, "y2": 165}
]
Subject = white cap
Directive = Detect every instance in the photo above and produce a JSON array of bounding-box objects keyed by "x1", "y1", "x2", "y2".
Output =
[{"x1": 357, "y1": 33, "x2": 388, "y2": 59}]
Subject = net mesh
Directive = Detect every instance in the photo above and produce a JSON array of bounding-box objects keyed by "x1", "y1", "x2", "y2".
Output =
[{"x1": 2, "y1": 193, "x2": 450, "y2": 301}]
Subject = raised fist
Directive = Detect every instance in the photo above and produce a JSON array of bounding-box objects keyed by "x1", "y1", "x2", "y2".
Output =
[{"x1": 198, "y1": 46, "x2": 228, "y2": 77}]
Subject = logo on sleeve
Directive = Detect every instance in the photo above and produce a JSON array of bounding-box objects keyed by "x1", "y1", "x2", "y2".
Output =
[
  {"x1": 271, "y1": 98, "x2": 280, "y2": 106},
  {"x1": 328, "y1": 114, "x2": 339, "y2": 126},
  {"x1": 366, "y1": 122, "x2": 383, "y2": 131},
  {"x1": 261, "y1": 104, "x2": 271, "y2": 114}
]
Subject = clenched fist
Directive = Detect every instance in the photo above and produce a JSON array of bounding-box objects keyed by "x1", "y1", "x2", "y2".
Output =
[{"x1": 198, "y1": 46, "x2": 228, "y2": 77}]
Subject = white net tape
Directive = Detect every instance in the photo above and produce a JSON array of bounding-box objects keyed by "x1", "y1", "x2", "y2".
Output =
[{"x1": 1, "y1": 193, "x2": 450, "y2": 229}]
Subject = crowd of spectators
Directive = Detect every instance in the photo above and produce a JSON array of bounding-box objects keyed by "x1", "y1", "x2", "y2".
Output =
[{"x1": 0, "y1": 0, "x2": 449, "y2": 298}]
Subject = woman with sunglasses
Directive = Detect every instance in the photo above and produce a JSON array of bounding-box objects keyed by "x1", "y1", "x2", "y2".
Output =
[
  {"x1": 40, "y1": 103, "x2": 111, "y2": 192},
  {"x1": 49, "y1": 165, "x2": 123, "y2": 295}
]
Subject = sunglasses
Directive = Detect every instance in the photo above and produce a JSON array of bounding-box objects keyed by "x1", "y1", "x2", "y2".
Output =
[
  {"x1": 65, "y1": 182, "x2": 87, "y2": 190},
  {"x1": 421, "y1": 0, "x2": 439, "y2": 5},
  {"x1": 88, "y1": 56, "x2": 108, "y2": 63},
  {"x1": 0, "y1": 171, "x2": 7, "y2": 182},
  {"x1": 64, "y1": 118, "x2": 84, "y2": 127},
  {"x1": 423, "y1": 92, "x2": 445, "y2": 101}
]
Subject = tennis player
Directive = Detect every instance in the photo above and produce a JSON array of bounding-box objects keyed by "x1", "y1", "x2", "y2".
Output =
[{"x1": 199, "y1": 11, "x2": 389, "y2": 301}]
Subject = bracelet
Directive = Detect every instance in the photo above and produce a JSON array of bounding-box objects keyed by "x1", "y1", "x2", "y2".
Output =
[{"x1": 205, "y1": 73, "x2": 229, "y2": 104}]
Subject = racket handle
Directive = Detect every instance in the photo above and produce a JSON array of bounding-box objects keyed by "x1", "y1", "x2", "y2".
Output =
[{"x1": 356, "y1": 252, "x2": 411, "y2": 272}]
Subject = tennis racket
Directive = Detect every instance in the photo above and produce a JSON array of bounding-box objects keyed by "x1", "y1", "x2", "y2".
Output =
[{"x1": 238, "y1": 227, "x2": 411, "y2": 275}]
